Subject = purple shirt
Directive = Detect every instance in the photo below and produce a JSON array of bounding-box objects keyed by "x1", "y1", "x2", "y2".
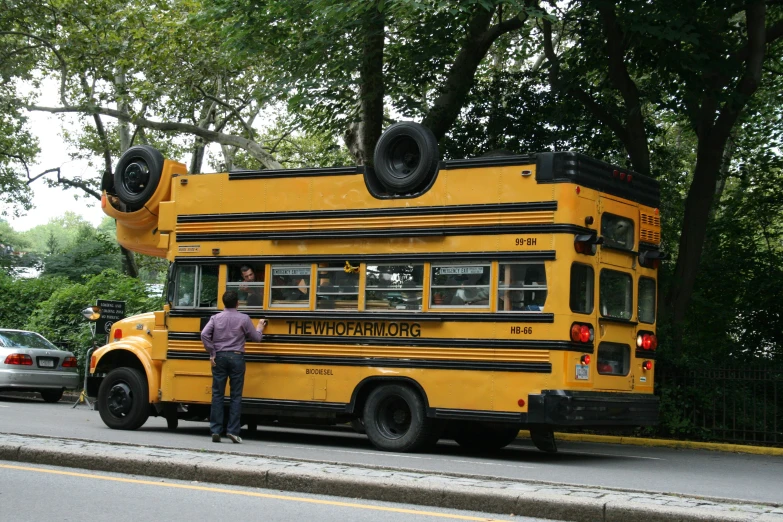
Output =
[{"x1": 201, "y1": 308, "x2": 264, "y2": 357}]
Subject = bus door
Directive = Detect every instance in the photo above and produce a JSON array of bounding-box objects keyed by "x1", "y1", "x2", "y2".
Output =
[{"x1": 594, "y1": 197, "x2": 637, "y2": 391}]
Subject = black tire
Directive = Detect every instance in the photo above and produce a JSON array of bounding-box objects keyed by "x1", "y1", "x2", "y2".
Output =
[
  {"x1": 113, "y1": 145, "x2": 164, "y2": 209},
  {"x1": 363, "y1": 383, "x2": 435, "y2": 452},
  {"x1": 163, "y1": 403, "x2": 178, "y2": 430},
  {"x1": 350, "y1": 418, "x2": 366, "y2": 434},
  {"x1": 530, "y1": 427, "x2": 558, "y2": 453},
  {"x1": 40, "y1": 388, "x2": 64, "y2": 403},
  {"x1": 97, "y1": 367, "x2": 150, "y2": 430},
  {"x1": 452, "y1": 422, "x2": 520, "y2": 453},
  {"x1": 373, "y1": 122, "x2": 439, "y2": 194}
]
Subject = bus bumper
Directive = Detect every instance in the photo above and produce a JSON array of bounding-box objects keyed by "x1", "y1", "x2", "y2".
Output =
[{"x1": 526, "y1": 390, "x2": 659, "y2": 427}]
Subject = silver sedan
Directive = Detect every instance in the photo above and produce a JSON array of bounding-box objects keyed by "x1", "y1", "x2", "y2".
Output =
[{"x1": 0, "y1": 329, "x2": 79, "y2": 402}]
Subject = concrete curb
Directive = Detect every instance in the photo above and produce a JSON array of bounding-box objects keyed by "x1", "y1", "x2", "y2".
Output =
[
  {"x1": 533, "y1": 432, "x2": 783, "y2": 457},
  {"x1": 0, "y1": 433, "x2": 781, "y2": 522}
]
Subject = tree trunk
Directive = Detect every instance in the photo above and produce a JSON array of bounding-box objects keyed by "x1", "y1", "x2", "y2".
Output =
[
  {"x1": 422, "y1": 6, "x2": 527, "y2": 141},
  {"x1": 353, "y1": 2, "x2": 385, "y2": 166},
  {"x1": 120, "y1": 245, "x2": 139, "y2": 278}
]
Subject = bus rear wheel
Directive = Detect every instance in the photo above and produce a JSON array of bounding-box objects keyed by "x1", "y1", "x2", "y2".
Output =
[
  {"x1": 98, "y1": 367, "x2": 150, "y2": 430},
  {"x1": 452, "y1": 422, "x2": 520, "y2": 453},
  {"x1": 363, "y1": 384, "x2": 435, "y2": 452}
]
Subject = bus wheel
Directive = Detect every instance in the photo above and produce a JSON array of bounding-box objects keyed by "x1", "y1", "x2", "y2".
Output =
[
  {"x1": 113, "y1": 145, "x2": 164, "y2": 209},
  {"x1": 373, "y1": 122, "x2": 439, "y2": 194},
  {"x1": 530, "y1": 427, "x2": 558, "y2": 453},
  {"x1": 453, "y1": 422, "x2": 520, "y2": 453},
  {"x1": 363, "y1": 384, "x2": 434, "y2": 452},
  {"x1": 98, "y1": 367, "x2": 150, "y2": 430}
]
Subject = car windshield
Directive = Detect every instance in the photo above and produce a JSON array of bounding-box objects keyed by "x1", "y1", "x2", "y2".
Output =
[{"x1": 0, "y1": 331, "x2": 60, "y2": 350}]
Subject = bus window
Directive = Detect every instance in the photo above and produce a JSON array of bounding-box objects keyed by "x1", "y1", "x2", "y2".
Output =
[
  {"x1": 365, "y1": 264, "x2": 424, "y2": 311},
  {"x1": 601, "y1": 213, "x2": 634, "y2": 250},
  {"x1": 431, "y1": 263, "x2": 491, "y2": 308},
  {"x1": 270, "y1": 266, "x2": 311, "y2": 307},
  {"x1": 497, "y1": 263, "x2": 547, "y2": 312},
  {"x1": 226, "y1": 264, "x2": 265, "y2": 308},
  {"x1": 173, "y1": 265, "x2": 218, "y2": 308},
  {"x1": 638, "y1": 277, "x2": 656, "y2": 324},
  {"x1": 570, "y1": 263, "x2": 594, "y2": 314},
  {"x1": 316, "y1": 261, "x2": 359, "y2": 310},
  {"x1": 600, "y1": 269, "x2": 632, "y2": 319},
  {"x1": 597, "y1": 342, "x2": 631, "y2": 376},
  {"x1": 174, "y1": 265, "x2": 197, "y2": 307}
]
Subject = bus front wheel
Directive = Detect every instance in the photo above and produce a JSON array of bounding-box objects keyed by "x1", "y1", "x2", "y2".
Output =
[
  {"x1": 363, "y1": 384, "x2": 435, "y2": 452},
  {"x1": 98, "y1": 367, "x2": 150, "y2": 430}
]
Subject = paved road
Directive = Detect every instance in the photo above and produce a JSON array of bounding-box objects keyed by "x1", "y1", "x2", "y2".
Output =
[
  {"x1": 1, "y1": 461, "x2": 556, "y2": 522},
  {"x1": 2, "y1": 394, "x2": 783, "y2": 505}
]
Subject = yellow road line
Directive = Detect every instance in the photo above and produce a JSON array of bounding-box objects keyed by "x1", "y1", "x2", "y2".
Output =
[{"x1": 0, "y1": 464, "x2": 507, "y2": 521}]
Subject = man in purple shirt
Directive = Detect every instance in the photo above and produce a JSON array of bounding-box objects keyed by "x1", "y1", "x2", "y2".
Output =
[{"x1": 201, "y1": 290, "x2": 265, "y2": 443}]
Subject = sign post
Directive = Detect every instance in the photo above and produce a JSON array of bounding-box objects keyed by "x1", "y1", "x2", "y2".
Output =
[{"x1": 96, "y1": 300, "x2": 126, "y2": 341}]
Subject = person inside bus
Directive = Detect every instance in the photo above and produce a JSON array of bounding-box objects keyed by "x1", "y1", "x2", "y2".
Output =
[
  {"x1": 239, "y1": 265, "x2": 263, "y2": 307},
  {"x1": 450, "y1": 271, "x2": 490, "y2": 306}
]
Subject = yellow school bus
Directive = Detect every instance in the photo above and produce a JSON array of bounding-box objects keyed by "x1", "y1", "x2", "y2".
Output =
[{"x1": 87, "y1": 122, "x2": 661, "y2": 453}]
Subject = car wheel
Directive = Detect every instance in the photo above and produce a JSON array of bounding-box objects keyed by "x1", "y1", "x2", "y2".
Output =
[
  {"x1": 363, "y1": 383, "x2": 435, "y2": 452},
  {"x1": 452, "y1": 422, "x2": 520, "y2": 453},
  {"x1": 98, "y1": 367, "x2": 150, "y2": 430},
  {"x1": 40, "y1": 388, "x2": 64, "y2": 403},
  {"x1": 373, "y1": 122, "x2": 439, "y2": 194}
]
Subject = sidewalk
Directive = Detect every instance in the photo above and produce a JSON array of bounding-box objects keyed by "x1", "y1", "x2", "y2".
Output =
[{"x1": 1, "y1": 432, "x2": 781, "y2": 522}]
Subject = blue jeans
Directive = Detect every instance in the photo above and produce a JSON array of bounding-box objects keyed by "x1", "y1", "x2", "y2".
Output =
[{"x1": 210, "y1": 352, "x2": 245, "y2": 436}]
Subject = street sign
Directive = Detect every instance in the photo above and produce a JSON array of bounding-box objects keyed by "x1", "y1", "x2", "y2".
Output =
[{"x1": 96, "y1": 299, "x2": 126, "y2": 336}]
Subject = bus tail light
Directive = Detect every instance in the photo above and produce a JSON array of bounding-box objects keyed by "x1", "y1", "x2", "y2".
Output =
[
  {"x1": 113, "y1": 329, "x2": 123, "y2": 341},
  {"x1": 639, "y1": 250, "x2": 667, "y2": 269},
  {"x1": 4, "y1": 353, "x2": 33, "y2": 365},
  {"x1": 574, "y1": 233, "x2": 602, "y2": 255},
  {"x1": 62, "y1": 356, "x2": 78, "y2": 368},
  {"x1": 581, "y1": 354, "x2": 591, "y2": 365},
  {"x1": 642, "y1": 360, "x2": 653, "y2": 371},
  {"x1": 636, "y1": 332, "x2": 658, "y2": 351},
  {"x1": 570, "y1": 322, "x2": 594, "y2": 343}
]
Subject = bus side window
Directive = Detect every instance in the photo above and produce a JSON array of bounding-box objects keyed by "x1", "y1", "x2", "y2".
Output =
[
  {"x1": 316, "y1": 261, "x2": 359, "y2": 310},
  {"x1": 173, "y1": 265, "x2": 197, "y2": 307},
  {"x1": 497, "y1": 263, "x2": 547, "y2": 312},
  {"x1": 270, "y1": 265, "x2": 311, "y2": 307},
  {"x1": 226, "y1": 264, "x2": 265, "y2": 308},
  {"x1": 198, "y1": 266, "x2": 219, "y2": 308},
  {"x1": 365, "y1": 264, "x2": 424, "y2": 311},
  {"x1": 431, "y1": 264, "x2": 491, "y2": 308}
]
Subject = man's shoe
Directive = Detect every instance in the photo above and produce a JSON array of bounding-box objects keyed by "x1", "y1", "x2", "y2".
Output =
[
  {"x1": 211, "y1": 433, "x2": 221, "y2": 443},
  {"x1": 227, "y1": 433, "x2": 242, "y2": 444}
]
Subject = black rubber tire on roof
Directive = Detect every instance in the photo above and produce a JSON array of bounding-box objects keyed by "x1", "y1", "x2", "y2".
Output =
[
  {"x1": 452, "y1": 422, "x2": 520, "y2": 453},
  {"x1": 113, "y1": 145, "x2": 164, "y2": 209},
  {"x1": 363, "y1": 383, "x2": 436, "y2": 452},
  {"x1": 40, "y1": 388, "x2": 64, "y2": 403},
  {"x1": 97, "y1": 367, "x2": 150, "y2": 430},
  {"x1": 373, "y1": 121, "x2": 439, "y2": 194}
]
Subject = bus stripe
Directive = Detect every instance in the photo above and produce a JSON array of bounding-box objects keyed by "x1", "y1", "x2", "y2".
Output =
[
  {"x1": 165, "y1": 350, "x2": 552, "y2": 373},
  {"x1": 167, "y1": 332, "x2": 591, "y2": 353}
]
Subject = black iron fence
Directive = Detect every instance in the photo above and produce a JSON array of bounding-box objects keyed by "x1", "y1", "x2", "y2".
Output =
[{"x1": 655, "y1": 364, "x2": 783, "y2": 446}]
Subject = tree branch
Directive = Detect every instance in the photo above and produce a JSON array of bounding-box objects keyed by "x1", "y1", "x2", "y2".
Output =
[
  {"x1": 24, "y1": 103, "x2": 283, "y2": 169},
  {"x1": 0, "y1": 31, "x2": 68, "y2": 106}
]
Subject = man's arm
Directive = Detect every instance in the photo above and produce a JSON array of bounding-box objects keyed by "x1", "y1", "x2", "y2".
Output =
[
  {"x1": 201, "y1": 317, "x2": 216, "y2": 358},
  {"x1": 242, "y1": 316, "x2": 265, "y2": 342}
]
